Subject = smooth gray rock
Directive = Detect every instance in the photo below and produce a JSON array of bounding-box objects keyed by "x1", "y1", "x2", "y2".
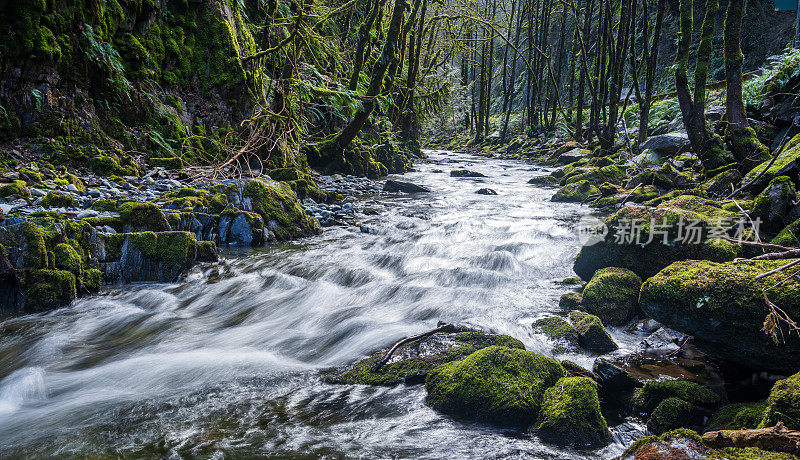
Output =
[{"x1": 383, "y1": 179, "x2": 429, "y2": 193}]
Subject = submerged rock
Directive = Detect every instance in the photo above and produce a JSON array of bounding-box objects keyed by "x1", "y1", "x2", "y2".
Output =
[
  {"x1": 639, "y1": 259, "x2": 800, "y2": 373},
  {"x1": 450, "y1": 169, "x2": 486, "y2": 178},
  {"x1": 533, "y1": 317, "x2": 579, "y2": 352},
  {"x1": 325, "y1": 329, "x2": 525, "y2": 386},
  {"x1": 581, "y1": 267, "x2": 642, "y2": 326},
  {"x1": 425, "y1": 345, "x2": 564, "y2": 426},
  {"x1": 533, "y1": 376, "x2": 612, "y2": 447},
  {"x1": 475, "y1": 188, "x2": 498, "y2": 195}
]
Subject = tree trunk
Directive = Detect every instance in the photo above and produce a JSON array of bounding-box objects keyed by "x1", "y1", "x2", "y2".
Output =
[{"x1": 637, "y1": 0, "x2": 666, "y2": 145}]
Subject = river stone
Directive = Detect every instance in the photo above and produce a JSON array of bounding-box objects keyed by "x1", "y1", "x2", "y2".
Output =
[
  {"x1": 533, "y1": 317, "x2": 579, "y2": 353},
  {"x1": 450, "y1": 169, "x2": 486, "y2": 178},
  {"x1": 325, "y1": 328, "x2": 525, "y2": 386},
  {"x1": 639, "y1": 259, "x2": 800, "y2": 373},
  {"x1": 581, "y1": 267, "x2": 642, "y2": 326},
  {"x1": 640, "y1": 132, "x2": 690, "y2": 155},
  {"x1": 592, "y1": 358, "x2": 641, "y2": 398},
  {"x1": 551, "y1": 180, "x2": 600, "y2": 203},
  {"x1": 383, "y1": 179, "x2": 430, "y2": 193},
  {"x1": 647, "y1": 397, "x2": 704, "y2": 435},
  {"x1": 569, "y1": 311, "x2": 618, "y2": 353},
  {"x1": 475, "y1": 188, "x2": 498, "y2": 195},
  {"x1": 760, "y1": 371, "x2": 800, "y2": 429},
  {"x1": 425, "y1": 345, "x2": 564, "y2": 426},
  {"x1": 533, "y1": 376, "x2": 612, "y2": 447}
]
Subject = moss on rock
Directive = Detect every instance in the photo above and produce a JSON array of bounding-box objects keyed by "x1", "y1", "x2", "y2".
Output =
[
  {"x1": 243, "y1": 179, "x2": 319, "y2": 240},
  {"x1": 639, "y1": 259, "x2": 800, "y2": 373},
  {"x1": 581, "y1": 267, "x2": 642, "y2": 326},
  {"x1": 533, "y1": 376, "x2": 612, "y2": 446},
  {"x1": 706, "y1": 402, "x2": 767, "y2": 432},
  {"x1": 760, "y1": 372, "x2": 800, "y2": 429},
  {"x1": 568, "y1": 311, "x2": 618, "y2": 353},
  {"x1": 647, "y1": 397, "x2": 703, "y2": 435},
  {"x1": 0, "y1": 180, "x2": 29, "y2": 198},
  {"x1": 20, "y1": 268, "x2": 76, "y2": 310},
  {"x1": 551, "y1": 180, "x2": 600, "y2": 203},
  {"x1": 425, "y1": 345, "x2": 564, "y2": 426},
  {"x1": 632, "y1": 380, "x2": 721, "y2": 413},
  {"x1": 559, "y1": 292, "x2": 582, "y2": 309},
  {"x1": 118, "y1": 201, "x2": 170, "y2": 232},
  {"x1": 41, "y1": 191, "x2": 75, "y2": 208}
]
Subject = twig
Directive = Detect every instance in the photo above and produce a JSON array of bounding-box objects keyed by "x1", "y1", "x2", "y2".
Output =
[
  {"x1": 371, "y1": 323, "x2": 457, "y2": 372},
  {"x1": 721, "y1": 236, "x2": 791, "y2": 252},
  {"x1": 753, "y1": 249, "x2": 800, "y2": 261},
  {"x1": 755, "y1": 259, "x2": 800, "y2": 280}
]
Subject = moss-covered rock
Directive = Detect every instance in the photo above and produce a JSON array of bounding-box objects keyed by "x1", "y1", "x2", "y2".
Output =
[
  {"x1": 632, "y1": 380, "x2": 722, "y2": 413},
  {"x1": 647, "y1": 397, "x2": 704, "y2": 435},
  {"x1": 622, "y1": 428, "x2": 705, "y2": 459},
  {"x1": 40, "y1": 191, "x2": 75, "y2": 208},
  {"x1": 639, "y1": 259, "x2": 800, "y2": 373},
  {"x1": 706, "y1": 402, "x2": 766, "y2": 432},
  {"x1": 0, "y1": 180, "x2": 29, "y2": 198},
  {"x1": 243, "y1": 179, "x2": 320, "y2": 240},
  {"x1": 533, "y1": 376, "x2": 611, "y2": 446},
  {"x1": 772, "y1": 217, "x2": 800, "y2": 247},
  {"x1": 760, "y1": 371, "x2": 800, "y2": 429},
  {"x1": 559, "y1": 292, "x2": 582, "y2": 309},
  {"x1": 118, "y1": 201, "x2": 170, "y2": 232},
  {"x1": 533, "y1": 317, "x2": 579, "y2": 352},
  {"x1": 196, "y1": 241, "x2": 218, "y2": 262},
  {"x1": 563, "y1": 164, "x2": 627, "y2": 186},
  {"x1": 19, "y1": 268, "x2": 76, "y2": 310},
  {"x1": 581, "y1": 267, "x2": 642, "y2": 325},
  {"x1": 745, "y1": 140, "x2": 800, "y2": 191},
  {"x1": 551, "y1": 180, "x2": 600, "y2": 203},
  {"x1": 92, "y1": 199, "x2": 118, "y2": 213},
  {"x1": 752, "y1": 176, "x2": 797, "y2": 233},
  {"x1": 425, "y1": 345, "x2": 564, "y2": 426},
  {"x1": 568, "y1": 311, "x2": 618, "y2": 353},
  {"x1": 327, "y1": 329, "x2": 525, "y2": 386},
  {"x1": 573, "y1": 205, "x2": 741, "y2": 280}
]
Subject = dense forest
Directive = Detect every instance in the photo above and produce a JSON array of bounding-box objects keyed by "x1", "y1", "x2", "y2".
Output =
[{"x1": 5, "y1": 0, "x2": 800, "y2": 458}]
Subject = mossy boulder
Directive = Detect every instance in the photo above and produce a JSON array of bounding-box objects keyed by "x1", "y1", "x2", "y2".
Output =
[
  {"x1": 745, "y1": 140, "x2": 800, "y2": 191},
  {"x1": 568, "y1": 311, "x2": 618, "y2": 353},
  {"x1": 533, "y1": 317, "x2": 579, "y2": 352},
  {"x1": 113, "y1": 231, "x2": 199, "y2": 283},
  {"x1": 752, "y1": 176, "x2": 797, "y2": 233},
  {"x1": 118, "y1": 201, "x2": 170, "y2": 233},
  {"x1": 533, "y1": 376, "x2": 612, "y2": 447},
  {"x1": 581, "y1": 267, "x2": 642, "y2": 325},
  {"x1": 559, "y1": 292, "x2": 582, "y2": 309},
  {"x1": 639, "y1": 259, "x2": 800, "y2": 372},
  {"x1": 326, "y1": 329, "x2": 525, "y2": 386},
  {"x1": 647, "y1": 397, "x2": 704, "y2": 435},
  {"x1": 243, "y1": 179, "x2": 320, "y2": 240},
  {"x1": 0, "y1": 180, "x2": 29, "y2": 198},
  {"x1": 573, "y1": 205, "x2": 740, "y2": 280},
  {"x1": 772, "y1": 217, "x2": 800, "y2": 247},
  {"x1": 621, "y1": 428, "x2": 705, "y2": 459},
  {"x1": 563, "y1": 164, "x2": 627, "y2": 186},
  {"x1": 0, "y1": 222, "x2": 48, "y2": 269},
  {"x1": 19, "y1": 269, "x2": 76, "y2": 310},
  {"x1": 551, "y1": 180, "x2": 600, "y2": 203},
  {"x1": 706, "y1": 402, "x2": 767, "y2": 432},
  {"x1": 632, "y1": 380, "x2": 722, "y2": 413},
  {"x1": 760, "y1": 372, "x2": 800, "y2": 429},
  {"x1": 425, "y1": 345, "x2": 564, "y2": 426},
  {"x1": 40, "y1": 191, "x2": 75, "y2": 208}
]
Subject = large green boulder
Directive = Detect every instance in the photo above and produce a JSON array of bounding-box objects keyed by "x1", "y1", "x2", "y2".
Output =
[
  {"x1": 706, "y1": 402, "x2": 766, "y2": 432},
  {"x1": 551, "y1": 180, "x2": 600, "y2": 203},
  {"x1": 647, "y1": 397, "x2": 704, "y2": 435},
  {"x1": 639, "y1": 259, "x2": 800, "y2": 373},
  {"x1": 573, "y1": 203, "x2": 740, "y2": 280},
  {"x1": 533, "y1": 376, "x2": 612, "y2": 447},
  {"x1": 118, "y1": 201, "x2": 170, "y2": 233},
  {"x1": 581, "y1": 267, "x2": 642, "y2": 325},
  {"x1": 772, "y1": 217, "x2": 800, "y2": 247},
  {"x1": 752, "y1": 176, "x2": 797, "y2": 233},
  {"x1": 425, "y1": 346, "x2": 564, "y2": 426},
  {"x1": 243, "y1": 179, "x2": 320, "y2": 240},
  {"x1": 744, "y1": 138, "x2": 800, "y2": 191},
  {"x1": 325, "y1": 329, "x2": 525, "y2": 386},
  {"x1": 760, "y1": 371, "x2": 800, "y2": 429},
  {"x1": 632, "y1": 380, "x2": 721, "y2": 413}
]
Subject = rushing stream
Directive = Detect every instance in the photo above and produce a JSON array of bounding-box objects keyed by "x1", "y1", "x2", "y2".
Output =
[{"x1": 0, "y1": 151, "x2": 638, "y2": 459}]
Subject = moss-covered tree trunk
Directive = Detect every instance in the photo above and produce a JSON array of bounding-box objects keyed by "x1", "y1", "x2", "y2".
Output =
[
  {"x1": 323, "y1": 0, "x2": 408, "y2": 156},
  {"x1": 675, "y1": 0, "x2": 730, "y2": 172},
  {"x1": 724, "y1": 0, "x2": 770, "y2": 169},
  {"x1": 637, "y1": 0, "x2": 666, "y2": 146}
]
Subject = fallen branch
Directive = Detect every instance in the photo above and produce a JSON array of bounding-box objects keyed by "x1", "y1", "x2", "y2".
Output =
[
  {"x1": 371, "y1": 323, "x2": 457, "y2": 372},
  {"x1": 753, "y1": 249, "x2": 800, "y2": 261},
  {"x1": 702, "y1": 422, "x2": 800, "y2": 454},
  {"x1": 755, "y1": 258, "x2": 800, "y2": 280},
  {"x1": 724, "y1": 237, "x2": 791, "y2": 253}
]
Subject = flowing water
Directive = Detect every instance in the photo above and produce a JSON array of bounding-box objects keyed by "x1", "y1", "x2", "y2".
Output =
[{"x1": 0, "y1": 151, "x2": 638, "y2": 459}]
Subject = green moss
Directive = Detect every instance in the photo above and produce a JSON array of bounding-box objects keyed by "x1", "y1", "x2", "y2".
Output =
[
  {"x1": 568, "y1": 311, "x2": 618, "y2": 352},
  {"x1": 327, "y1": 332, "x2": 525, "y2": 386},
  {"x1": 19, "y1": 168, "x2": 44, "y2": 183},
  {"x1": 560, "y1": 360, "x2": 597, "y2": 380},
  {"x1": 92, "y1": 199, "x2": 118, "y2": 213},
  {"x1": 53, "y1": 242, "x2": 82, "y2": 276},
  {"x1": 20, "y1": 269, "x2": 76, "y2": 310},
  {"x1": 752, "y1": 176, "x2": 796, "y2": 232},
  {"x1": 551, "y1": 180, "x2": 600, "y2": 203},
  {"x1": 118, "y1": 201, "x2": 169, "y2": 231},
  {"x1": 581, "y1": 267, "x2": 642, "y2": 326},
  {"x1": 632, "y1": 380, "x2": 721, "y2": 413},
  {"x1": 760, "y1": 371, "x2": 800, "y2": 429},
  {"x1": 564, "y1": 164, "x2": 627, "y2": 186},
  {"x1": 130, "y1": 231, "x2": 158, "y2": 260},
  {"x1": 706, "y1": 447, "x2": 797, "y2": 459},
  {"x1": 0, "y1": 180, "x2": 29, "y2": 198},
  {"x1": 148, "y1": 157, "x2": 183, "y2": 169},
  {"x1": 40, "y1": 191, "x2": 75, "y2": 208},
  {"x1": 705, "y1": 402, "x2": 767, "y2": 432},
  {"x1": 196, "y1": 241, "x2": 218, "y2": 262},
  {"x1": 243, "y1": 179, "x2": 318, "y2": 240},
  {"x1": 533, "y1": 317, "x2": 578, "y2": 353},
  {"x1": 425, "y1": 346, "x2": 564, "y2": 425},
  {"x1": 20, "y1": 222, "x2": 48, "y2": 269},
  {"x1": 80, "y1": 268, "x2": 101, "y2": 292},
  {"x1": 156, "y1": 231, "x2": 196, "y2": 267},
  {"x1": 623, "y1": 428, "x2": 703, "y2": 458},
  {"x1": 87, "y1": 155, "x2": 122, "y2": 176},
  {"x1": 647, "y1": 397, "x2": 701, "y2": 435},
  {"x1": 559, "y1": 292, "x2": 582, "y2": 309},
  {"x1": 533, "y1": 376, "x2": 611, "y2": 446},
  {"x1": 772, "y1": 217, "x2": 800, "y2": 247},
  {"x1": 208, "y1": 193, "x2": 228, "y2": 214}
]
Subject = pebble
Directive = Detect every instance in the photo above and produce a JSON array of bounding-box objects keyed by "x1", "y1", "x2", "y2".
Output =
[{"x1": 77, "y1": 209, "x2": 99, "y2": 219}]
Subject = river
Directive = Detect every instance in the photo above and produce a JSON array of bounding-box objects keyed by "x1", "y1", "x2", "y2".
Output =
[{"x1": 0, "y1": 151, "x2": 638, "y2": 459}]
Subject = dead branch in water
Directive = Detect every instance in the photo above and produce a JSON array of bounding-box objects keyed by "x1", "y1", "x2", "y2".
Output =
[
  {"x1": 702, "y1": 422, "x2": 800, "y2": 454},
  {"x1": 371, "y1": 323, "x2": 457, "y2": 372}
]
